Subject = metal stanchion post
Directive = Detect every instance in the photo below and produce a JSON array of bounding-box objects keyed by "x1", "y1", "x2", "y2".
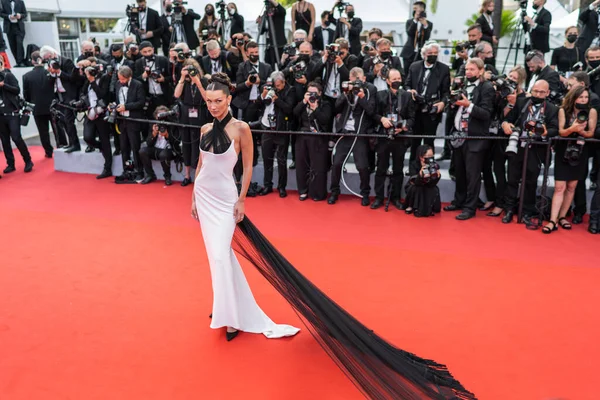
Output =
[{"x1": 517, "y1": 140, "x2": 530, "y2": 224}]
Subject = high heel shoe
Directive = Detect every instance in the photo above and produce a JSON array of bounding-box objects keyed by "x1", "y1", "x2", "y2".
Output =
[
  {"x1": 480, "y1": 202, "x2": 495, "y2": 212},
  {"x1": 226, "y1": 330, "x2": 239, "y2": 341},
  {"x1": 209, "y1": 314, "x2": 212, "y2": 318},
  {"x1": 487, "y1": 208, "x2": 504, "y2": 217},
  {"x1": 542, "y1": 221, "x2": 557, "y2": 234}
]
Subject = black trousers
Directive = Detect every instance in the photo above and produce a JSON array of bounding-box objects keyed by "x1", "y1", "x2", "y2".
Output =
[
  {"x1": 265, "y1": 46, "x2": 284, "y2": 69},
  {"x1": 139, "y1": 145, "x2": 174, "y2": 177},
  {"x1": 261, "y1": 132, "x2": 289, "y2": 189},
  {"x1": 573, "y1": 153, "x2": 591, "y2": 217},
  {"x1": 34, "y1": 114, "x2": 64, "y2": 155},
  {"x1": 83, "y1": 117, "x2": 113, "y2": 171},
  {"x1": 62, "y1": 108, "x2": 80, "y2": 149},
  {"x1": 504, "y1": 143, "x2": 546, "y2": 215},
  {"x1": 482, "y1": 139, "x2": 508, "y2": 207},
  {"x1": 7, "y1": 27, "x2": 25, "y2": 65},
  {"x1": 118, "y1": 120, "x2": 142, "y2": 172},
  {"x1": 295, "y1": 134, "x2": 329, "y2": 200},
  {"x1": 330, "y1": 135, "x2": 371, "y2": 197},
  {"x1": 402, "y1": 53, "x2": 421, "y2": 75},
  {"x1": 181, "y1": 127, "x2": 200, "y2": 168},
  {"x1": 452, "y1": 144, "x2": 486, "y2": 213},
  {"x1": 109, "y1": 123, "x2": 121, "y2": 152},
  {"x1": 410, "y1": 112, "x2": 439, "y2": 161},
  {"x1": 590, "y1": 149, "x2": 600, "y2": 223},
  {"x1": 374, "y1": 139, "x2": 408, "y2": 201},
  {"x1": 0, "y1": 115, "x2": 31, "y2": 167}
]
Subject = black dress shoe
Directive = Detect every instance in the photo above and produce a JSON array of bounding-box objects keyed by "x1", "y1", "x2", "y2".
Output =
[
  {"x1": 258, "y1": 186, "x2": 273, "y2": 196},
  {"x1": 572, "y1": 214, "x2": 584, "y2": 225},
  {"x1": 327, "y1": 193, "x2": 338, "y2": 205},
  {"x1": 289, "y1": 161, "x2": 296, "y2": 170},
  {"x1": 113, "y1": 149, "x2": 121, "y2": 156},
  {"x1": 299, "y1": 193, "x2": 308, "y2": 201},
  {"x1": 45, "y1": 153, "x2": 53, "y2": 159},
  {"x1": 141, "y1": 175, "x2": 157, "y2": 184},
  {"x1": 391, "y1": 200, "x2": 403, "y2": 210},
  {"x1": 181, "y1": 177, "x2": 192, "y2": 187},
  {"x1": 456, "y1": 211, "x2": 475, "y2": 221},
  {"x1": 312, "y1": 196, "x2": 325, "y2": 202},
  {"x1": 85, "y1": 146, "x2": 95, "y2": 153},
  {"x1": 370, "y1": 198, "x2": 383, "y2": 209},
  {"x1": 96, "y1": 169, "x2": 112, "y2": 179},
  {"x1": 479, "y1": 202, "x2": 494, "y2": 212},
  {"x1": 65, "y1": 145, "x2": 81, "y2": 153},
  {"x1": 279, "y1": 188, "x2": 287, "y2": 198},
  {"x1": 591, "y1": 182, "x2": 598, "y2": 191},
  {"x1": 589, "y1": 222, "x2": 599, "y2": 234},
  {"x1": 165, "y1": 176, "x2": 172, "y2": 186},
  {"x1": 24, "y1": 162, "x2": 34, "y2": 173},
  {"x1": 361, "y1": 196, "x2": 370, "y2": 207},
  {"x1": 3, "y1": 165, "x2": 15, "y2": 174},
  {"x1": 226, "y1": 330, "x2": 239, "y2": 342},
  {"x1": 443, "y1": 204, "x2": 461, "y2": 212},
  {"x1": 502, "y1": 211, "x2": 515, "y2": 224}
]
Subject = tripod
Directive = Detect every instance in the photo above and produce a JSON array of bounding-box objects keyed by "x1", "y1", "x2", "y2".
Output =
[
  {"x1": 258, "y1": 1, "x2": 281, "y2": 69},
  {"x1": 502, "y1": 12, "x2": 528, "y2": 74},
  {"x1": 216, "y1": 3, "x2": 227, "y2": 48},
  {"x1": 169, "y1": 15, "x2": 187, "y2": 46}
]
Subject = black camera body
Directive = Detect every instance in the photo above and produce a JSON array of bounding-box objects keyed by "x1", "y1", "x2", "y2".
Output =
[
  {"x1": 46, "y1": 58, "x2": 61, "y2": 70},
  {"x1": 564, "y1": 136, "x2": 586, "y2": 166},
  {"x1": 249, "y1": 74, "x2": 258, "y2": 84},
  {"x1": 86, "y1": 65, "x2": 101, "y2": 78},
  {"x1": 292, "y1": 60, "x2": 307, "y2": 80},
  {"x1": 336, "y1": 1, "x2": 350, "y2": 12},
  {"x1": 523, "y1": 119, "x2": 546, "y2": 139},
  {"x1": 308, "y1": 93, "x2": 320, "y2": 104},
  {"x1": 547, "y1": 90, "x2": 565, "y2": 107},
  {"x1": 126, "y1": 4, "x2": 140, "y2": 28},
  {"x1": 145, "y1": 66, "x2": 161, "y2": 80},
  {"x1": 283, "y1": 43, "x2": 297, "y2": 57},
  {"x1": 70, "y1": 96, "x2": 89, "y2": 112},
  {"x1": 104, "y1": 103, "x2": 119, "y2": 124},
  {"x1": 186, "y1": 65, "x2": 199, "y2": 77},
  {"x1": 156, "y1": 104, "x2": 180, "y2": 134},
  {"x1": 19, "y1": 98, "x2": 35, "y2": 126},
  {"x1": 351, "y1": 79, "x2": 364, "y2": 95},
  {"x1": 414, "y1": 93, "x2": 440, "y2": 115},
  {"x1": 423, "y1": 157, "x2": 439, "y2": 179},
  {"x1": 326, "y1": 43, "x2": 340, "y2": 63},
  {"x1": 172, "y1": 0, "x2": 187, "y2": 14},
  {"x1": 491, "y1": 74, "x2": 518, "y2": 98},
  {"x1": 454, "y1": 41, "x2": 469, "y2": 53}
]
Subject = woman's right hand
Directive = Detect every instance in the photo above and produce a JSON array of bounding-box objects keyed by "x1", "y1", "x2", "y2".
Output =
[
  {"x1": 191, "y1": 199, "x2": 199, "y2": 221},
  {"x1": 572, "y1": 121, "x2": 586, "y2": 133},
  {"x1": 181, "y1": 68, "x2": 189, "y2": 77}
]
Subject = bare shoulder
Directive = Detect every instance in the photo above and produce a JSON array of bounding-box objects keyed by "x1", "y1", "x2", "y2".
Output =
[{"x1": 201, "y1": 123, "x2": 214, "y2": 134}]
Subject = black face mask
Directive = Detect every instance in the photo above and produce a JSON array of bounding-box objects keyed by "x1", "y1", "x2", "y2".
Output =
[
  {"x1": 84, "y1": 51, "x2": 94, "y2": 58},
  {"x1": 114, "y1": 55, "x2": 123, "y2": 62},
  {"x1": 567, "y1": 35, "x2": 578, "y2": 44},
  {"x1": 484, "y1": 57, "x2": 495, "y2": 66},
  {"x1": 532, "y1": 4, "x2": 540, "y2": 10},
  {"x1": 249, "y1": 55, "x2": 259, "y2": 63},
  {"x1": 298, "y1": 54, "x2": 310, "y2": 62},
  {"x1": 390, "y1": 81, "x2": 402, "y2": 90},
  {"x1": 206, "y1": 9, "x2": 214, "y2": 16},
  {"x1": 347, "y1": 11, "x2": 355, "y2": 19},
  {"x1": 576, "y1": 103, "x2": 590, "y2": 110},
  {"x1": 466, "y1": 75, "x2": 479, "y2": 83},
  {"x1": 531, "y1": 96, "x2": 544, "y2": 105},
  {"x1": 165, "y1": 5, "x2": 172, "y2": 13},
  {"x1": 145, "y1": 55, "x2": 155, "y2": 61},
  {"x1": 426, "y1": 55, "x2": 437, "y2": 64},
  {"x1": 485, "y1": 10, "x2": 493, "y2": 15},
  {"x1": 469, "y1": 40, "x2": 478, "y2": 46},
  {"x1": 380, "y1": 51, "x2": 391, "y2": 60}
]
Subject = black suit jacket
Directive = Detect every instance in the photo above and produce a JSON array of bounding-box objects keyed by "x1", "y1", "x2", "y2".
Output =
[
  {"x1": 81, "y1": 74, "x2": 111, "y2": 107},
  {"x1": 282, "y1": 60, "x2": 320, "y2": 104},
  {"x1": 526, "y1": 7, "x2": 552, "y2": 54},
  {"x1": 232, "y1": 61, "x2": 273, "y2": 109},
  {"x1": 578, "y1": 8, "x2": 599, "y2": 55},
  {"x1": 374, "y1": 89, "x2": 416, "y2": 135},
  {"x1": 23, "y1": 66, "x2": 54, "y2": 115},
  {"x1": 134, "y1": 55, "x2": 171, "y2": 99},
  {"x1": 334, "y1": 82, "x2": 377, "y2": 134},
  {"x1": 476, "y1": 14, "x2": 494, "y2": 44},
  {"x1": 313, "y1": 58, "x2": 351, "y2": 96},
  {"x1": 293, "y1": 98, "x2": 333, "y2": 132},
  {"x1": 503, "y1": 97, "x2": 559, "y2": 139},
  {"x1": 140, "y1": 8, "x2": 164, "y2": 50},
  {"x1": 182, "y1": 10, "x2": 202, "y2": 50},
  {"x1": 260, "y1": 5, "x2": 285, "y2": 49},
  {"x1": 404, "y1": 61, "x2": 451, "y2": 105},
  {"x1": 115, "y1": 78, "x2": 146, "y2": 119},
  {"x1": 160, "y1": 14, "x2": 173, "y2": 50},
  {"x1": 256, "y1": 84, "x2": 296, "y2": 131},
  {"x1": 224, "y1": 13, "x2": 245, "y2": 39},
  {"x1": 0, "y1": 69, "x2": 20, "y2": 111},
  {"x1": 48, "y1": 57, "x2": 78, "y2": 102},
  {"x1": 201, "y1": 52, "x2": 234, "y2": 81},
  {"x1": 0, "y1": 0, "x2": 26, "y2": 34},
  {"x1": 363, "y1": 56, "x2": 403, "y2": 83},
  {"x1": 536, "y1": 65, "x2": 561, "y2": 94},
  {"x1": 447, "y1": 81, "x2": 496, "y2": 152},
  {"x1": 312, "y1": 26, "x2": 335, "y2": 51},
  {"x1": 400, "y1": 19, "x2": 432, "y2": 59},
  {"x1": 332, "y1": 17, "x2": 363, "y2": 56}
]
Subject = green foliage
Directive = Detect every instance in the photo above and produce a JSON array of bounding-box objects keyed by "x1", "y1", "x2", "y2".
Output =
[{"x1": 465, "y1": 10, "x2": 517, "y2": 39}]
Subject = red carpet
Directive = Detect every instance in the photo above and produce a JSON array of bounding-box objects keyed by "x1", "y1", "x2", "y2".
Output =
[{"x1": 0, "y1": 146, "x2": 598, "y2": 400}]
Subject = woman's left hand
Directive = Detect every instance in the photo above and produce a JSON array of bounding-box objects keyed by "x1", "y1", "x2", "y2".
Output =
[{"x1": 234, "y1": 201, "x2": 245, "y2": 223}]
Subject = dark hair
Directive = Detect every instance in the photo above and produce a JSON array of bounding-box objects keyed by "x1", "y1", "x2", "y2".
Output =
[
  {"x1": 245, "y1": 41, "x2": 259, "y2": 51},
  {"x1": 467, "y1": 24, "x2": 482, "y2": 33},
  {"x1": 414, "y1": 1, "x2": 426, "y2": 9},
  {"x1": 368, "y1": 28, "x2": 383, "y2": 38},
  {"x1": 571, "y1": 71, "x2": 590, "y2": 87},
  {"x1": 307, "y1": 81, "x2": 323, "y2": 93},
  {"x1": 586, "y1": 45, "x2": 600, "y2": 59},
  {"x1": 207, "y1": 72, "x2": 235, "y2": 95},
  {"x1": 416, "y1": 144, "x2": 432, "y2": 159},
  {"x1": 562, "y1": 85, "x2": 588, "y2": 118},
  {"x1": 321, "y1": 10, "x2": 330, "y2": 19}
]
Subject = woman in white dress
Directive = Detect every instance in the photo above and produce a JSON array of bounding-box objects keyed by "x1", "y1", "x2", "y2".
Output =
[{"x1": 191, "y1": 73, "x2": 476, "y2": 400}]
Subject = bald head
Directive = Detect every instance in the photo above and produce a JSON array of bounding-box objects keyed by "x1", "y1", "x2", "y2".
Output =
[{"x1": 531, "y1": 80, "x2": 549, "y2": 99}]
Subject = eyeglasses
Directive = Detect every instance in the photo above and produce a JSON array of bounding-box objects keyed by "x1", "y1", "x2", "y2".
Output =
[{"x1": 530, "y1": 89, "x2": 547, "y2": 95}]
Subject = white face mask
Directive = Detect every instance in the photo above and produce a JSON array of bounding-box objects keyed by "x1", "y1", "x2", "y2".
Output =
[{"x1": 228, "y1": 8, "x2": 235, "y2": 16}]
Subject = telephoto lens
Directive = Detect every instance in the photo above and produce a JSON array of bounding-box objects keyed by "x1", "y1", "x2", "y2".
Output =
[{"x1": 505, "y1": 128, "x2": 521, "y2": 155}]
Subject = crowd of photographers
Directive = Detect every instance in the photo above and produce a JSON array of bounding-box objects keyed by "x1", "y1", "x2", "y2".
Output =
[{"x1": 1, "y1": 0, "x2": 600, "y2": 234}]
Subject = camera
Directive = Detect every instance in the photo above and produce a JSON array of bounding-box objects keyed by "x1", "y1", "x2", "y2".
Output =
[
  {"x1": 362, "y1": 44, "x2": 373, "y2": 54},
  {"x1": 126, "y1": 4, "x2": 140, "y2": 28},
  {"x1": 577, "y1": 110, "x2": 589, "y2": 123},
  {"x1": 308, "y1": 93, "x2": 319, "y2": 104},
  {"x1": 454, "y1": 41, "x2": 469, "y2": 53},
  {"x1": 215, "y1": 0, "x2": 226, "y2": 10},
  {"x1": 326, "y1": 43, "x2": 340, "y2": 63},
  {"x1": 175, "y1": 48, "x2": 191, "y2": 61},
  {"x1": 186, "y1": 65, "x2": 199, "y2": 77},
  {"x1": 547, "y1": 90, "x2": 565, "y2": 106},
  {"x1": 291, "y1": 60, "x2": 307, "y2": 80},
  {"x1": 200, "y1": 29, "x2": 209, "y2": 41},
  {"x1": 19, "y1": 98, "x2": 35, "y2": 126},
  {"x1": 156, "y1": 104, "x2": 180, "y2": 120},
  {"x1": 172, "y1": 0, "x2": 187, "y2": 14},
  {"x1": 491, "y1": 74, "x2": 518, "y2": 98},
  {"x1": 104, "y1": 103, "x2": 119, "y2": 124},
  {"x1": 70, "y1": 97, "x2": 88, "y2": 112},
  {"x1": 283, "y1": 43, "x2": 297, "y2": 57},
  {"x1": 414, "y1": 93, "x2": 440, "y2": 115},
  {"x1": 505, "y1": 127, "x2": 522, "y2": 155},
  {"x1": 85, "y1": 66, "x2": 101, "y2": 77},
  {"x1": 235, "y1": 38, "x2": 248, "y2": 48},
  {"x1": 351, "y1": 79, "x2": 364, "y2": 95},
  {"x1": 145, "y1": 66, "x2": 161, "y2": 80},
  {"x1": 373, "y1": 56, "x2": 391, "y2": 79},
  {"x1": 336, "y1": 1, "x2": 350, "y2": 12},
  {"x1": 422, "y1": 157, "x2": 439, "y2": 179},
  {"x1": 46, "y1": 58, "x2": 61, "y2": 70},
  {"x1": 115, "y1": 159, "x2": 138, "y2": 184},
  {"x1": 523, "y1": 119, "x2": 545, "y2": 138},
  {"x1": 249, "y1": 74, "x2": 258, "y2": 84},
  {"x1": 564, "y1": 137, "x2": 586, "y2": 166},
  {"x1": 263, "y1": 79, "x2": 276, "y2": 106},
  {"x1": 589, "y1": 65, "x2": 600, "y2": 79}
]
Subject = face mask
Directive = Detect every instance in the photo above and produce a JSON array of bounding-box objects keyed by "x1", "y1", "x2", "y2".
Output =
[
  {"x1": 347, "y1": 11, "x2": 354, "y2": 19},
  {"x1": 84, "y1": 51, "x2": 94, "y2": 58},
  {"x1": 145, "y1": 55, "x2": 155, "y2": 61},
  {"x1": 531, "y1": 96, "x2": 544, "y2": 105},
  {"x1": 485, "y1": 10, "x2": 493, "y2": 15},
  {"x1": 469, "y1": 40, "x2": 478, "y2": 46},
  {"x1": 391, "y1": 81, "x2": 402, "y2": 90},
  {"x1": 590, "y1": 60, "x2": 600, "y2": 69},
  {"x1": 567, "y1": 35, "x2": 578, "y2": 44},
  {"x1": 426, "y1": 55, "x2": 437, "y2": 64},
  {"x1": 206, "y1": 9, "x2": 214, "y2": 16},
  {"x1": 228, "y1": 8, "x2": 235, "y2": 16},
  {"x1": 576, "y1": 103, "x2": 589, "y2": 110},
  {"x1": 165, "y1": 5, "x2": 172, "y2": 13},
  {"x1": 484, "y1": 57, "x2": 495, "y2": 66},
  {"x1": 532, "y1": 4, "x2": 539, "y2": 10},
  {"x1": 467, "y1": 75, "x2": 479, "y2": 83},
  {"x1": 298, "y1": 54, "x2": 310, "y2": 62},
  {"x1": 249, "y1": 55, "x2": 259, "y2": 63},
  {"x1": 380, "y1": 51, "x2": 391, "y2": 60},
  {"x1": 114, "y1": 55, "x2": 123, "y2": 62}
]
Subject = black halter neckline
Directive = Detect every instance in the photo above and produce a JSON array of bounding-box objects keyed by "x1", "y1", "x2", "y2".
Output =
[{"x1": 200, "y1": 112, "x2": 234, "y2": 154}]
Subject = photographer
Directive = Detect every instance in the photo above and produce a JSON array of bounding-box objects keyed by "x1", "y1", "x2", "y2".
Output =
[
  {"x1": 542, "y1": 86, "x2": 597, "y2": 233},
  {"x1": 175, "y1": 58, "x2": 207, "y2": 187},
  {"x1": 138, "y1": 105, "x2": 181, "y2": 185},
  {"x1": 40, "y1": 45, "x2": 80, "y2": 153},
  {"x1": 258, "y1": 0, "x2": 286, "y2": 68},
  {"x1": 125, "y1": 37, "x2": 142, "y2": 63},
  {"x1": 293, "y1": 82, "x2": 333, "y2": 201},
  {"x1": 79, "y1": 58, "x2": 112, "y2": 180},
  {"x1": 578, "y1": 0, "x2": 600, "y2": 55},
  {"x1": 458, "y1": 41, "x2": 497, "y2": 78},
  {"x1": 525, "y1": 50, "x2": 561, "y2": 96},
  {"x1": 314, "y1": 38, "x2": 356, "y2": 108},
  {"x1": 115, "y1": 65, "x2": 146, "y2": 182},
  {"x1": 404, "y1": 144, "x2": 441, "y2": 217},
  {"x1": 363, "y1": 38, "x2": 402, "y2": 92},
  {"x1": 201, "y1": 40, "x2": 234, "y2": 81},
  {"x1": 218, "y1": 2, "x2": 244, "y2": 41},
  {"x1": 313, "y1": 11, "x2": 335, "y2": 52},
  {"x1": 283, "y1": 41, "x2": 319, "y2": 104},
  {"x1": 585, "y1": 46, "x2": 600, "y2": 95},
  {"x1": 452, "y1": 42, "x2": 470, "y2": 73},
  {"x1": 328, "y1": 67, "x2": 377, "y2": 207},
  {"x1": 370, "y1": 68, "x2": 415, "y2": 210},
  {"x1": 500, "y1": 80, "x2": 559, "y2": 224},
  {"x1": 280, "y1": 29, "x2": 309, "y2": 69},
  {"x1": 0, "y1": 57, "x2": 33, "y2": 174},
  {"x1": 523, "y1": 0, "x2": 552, "y2": 55},
  {"x1": 77, "y1": 41, "x2": 99, "y2": 63},
  {"x1": 330, "y1": 2, "x2": 362, "y2": 57},
  {"x1": 256, "y1": 71, "x2": 296, "y2": 197},
  {"x1": 169, "y1": 42, "x2": 191, "y2": 87},
  {"x1": 199, "y1": 4, "x2": 217, "y2": 33},
  {"x1": 129, "y1": 0, "x2": 163, "y2": 53},
  {"x1": 224, "y1": 32, "x2": 252, "y2": 79},
  {"x1": 0, "y1": 0, "x2": 26, "y2": 67},
  {"x1": 134, "y1": 41, "x2": 171, "y2": 122},
  {"x1": 23, "y1": 51, "x2": 66, "y2": 158},
  {"x1": 359, "y1": 28, "x2": 382, "y2": 69},
  {"x1": 400, "y1": 1, "x2": 432, "y2": 74},
  {"x1": 404, "y1": 41, "x2": 450, "y2": 161},
  {"x1": 466, "y1": 24, "x2": 483, "y2": 57},
  {"x1": 161, "y1": 1, "x2": 201, "y2": 53},
  {"x1": 486, "y1": 65, "x2": 527, "y2": 218},
  {"x1": 443, "y1": 58, "x2": 495, "y2": 221}
]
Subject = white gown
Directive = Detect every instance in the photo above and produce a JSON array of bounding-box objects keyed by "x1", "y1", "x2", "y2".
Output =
[{"x1": 194, "y1": 138, "x2": 300, "y2": 338}]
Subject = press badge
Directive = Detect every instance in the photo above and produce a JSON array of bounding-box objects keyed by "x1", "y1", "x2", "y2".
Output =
[
  {"x1": 387, "y1": 113, "x2": 398, "y2": 125},
  {"x1": 189, "y1": 108, "x2": 198, "y2": 118}
]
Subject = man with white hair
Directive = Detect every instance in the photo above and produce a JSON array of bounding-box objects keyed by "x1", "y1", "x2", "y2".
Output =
[
  {"x1": 201, "y1": 40, "x2": 233, "y2": 81},
  {"x1": 404, "y1": 41, "x2": 450, "y2": 161},
  {"x1": 77, "y1": 41, "x2": 95, "y2": 62},
  {"x1": 40, "y1": 45, "x2": 81, "y2": 153}
]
